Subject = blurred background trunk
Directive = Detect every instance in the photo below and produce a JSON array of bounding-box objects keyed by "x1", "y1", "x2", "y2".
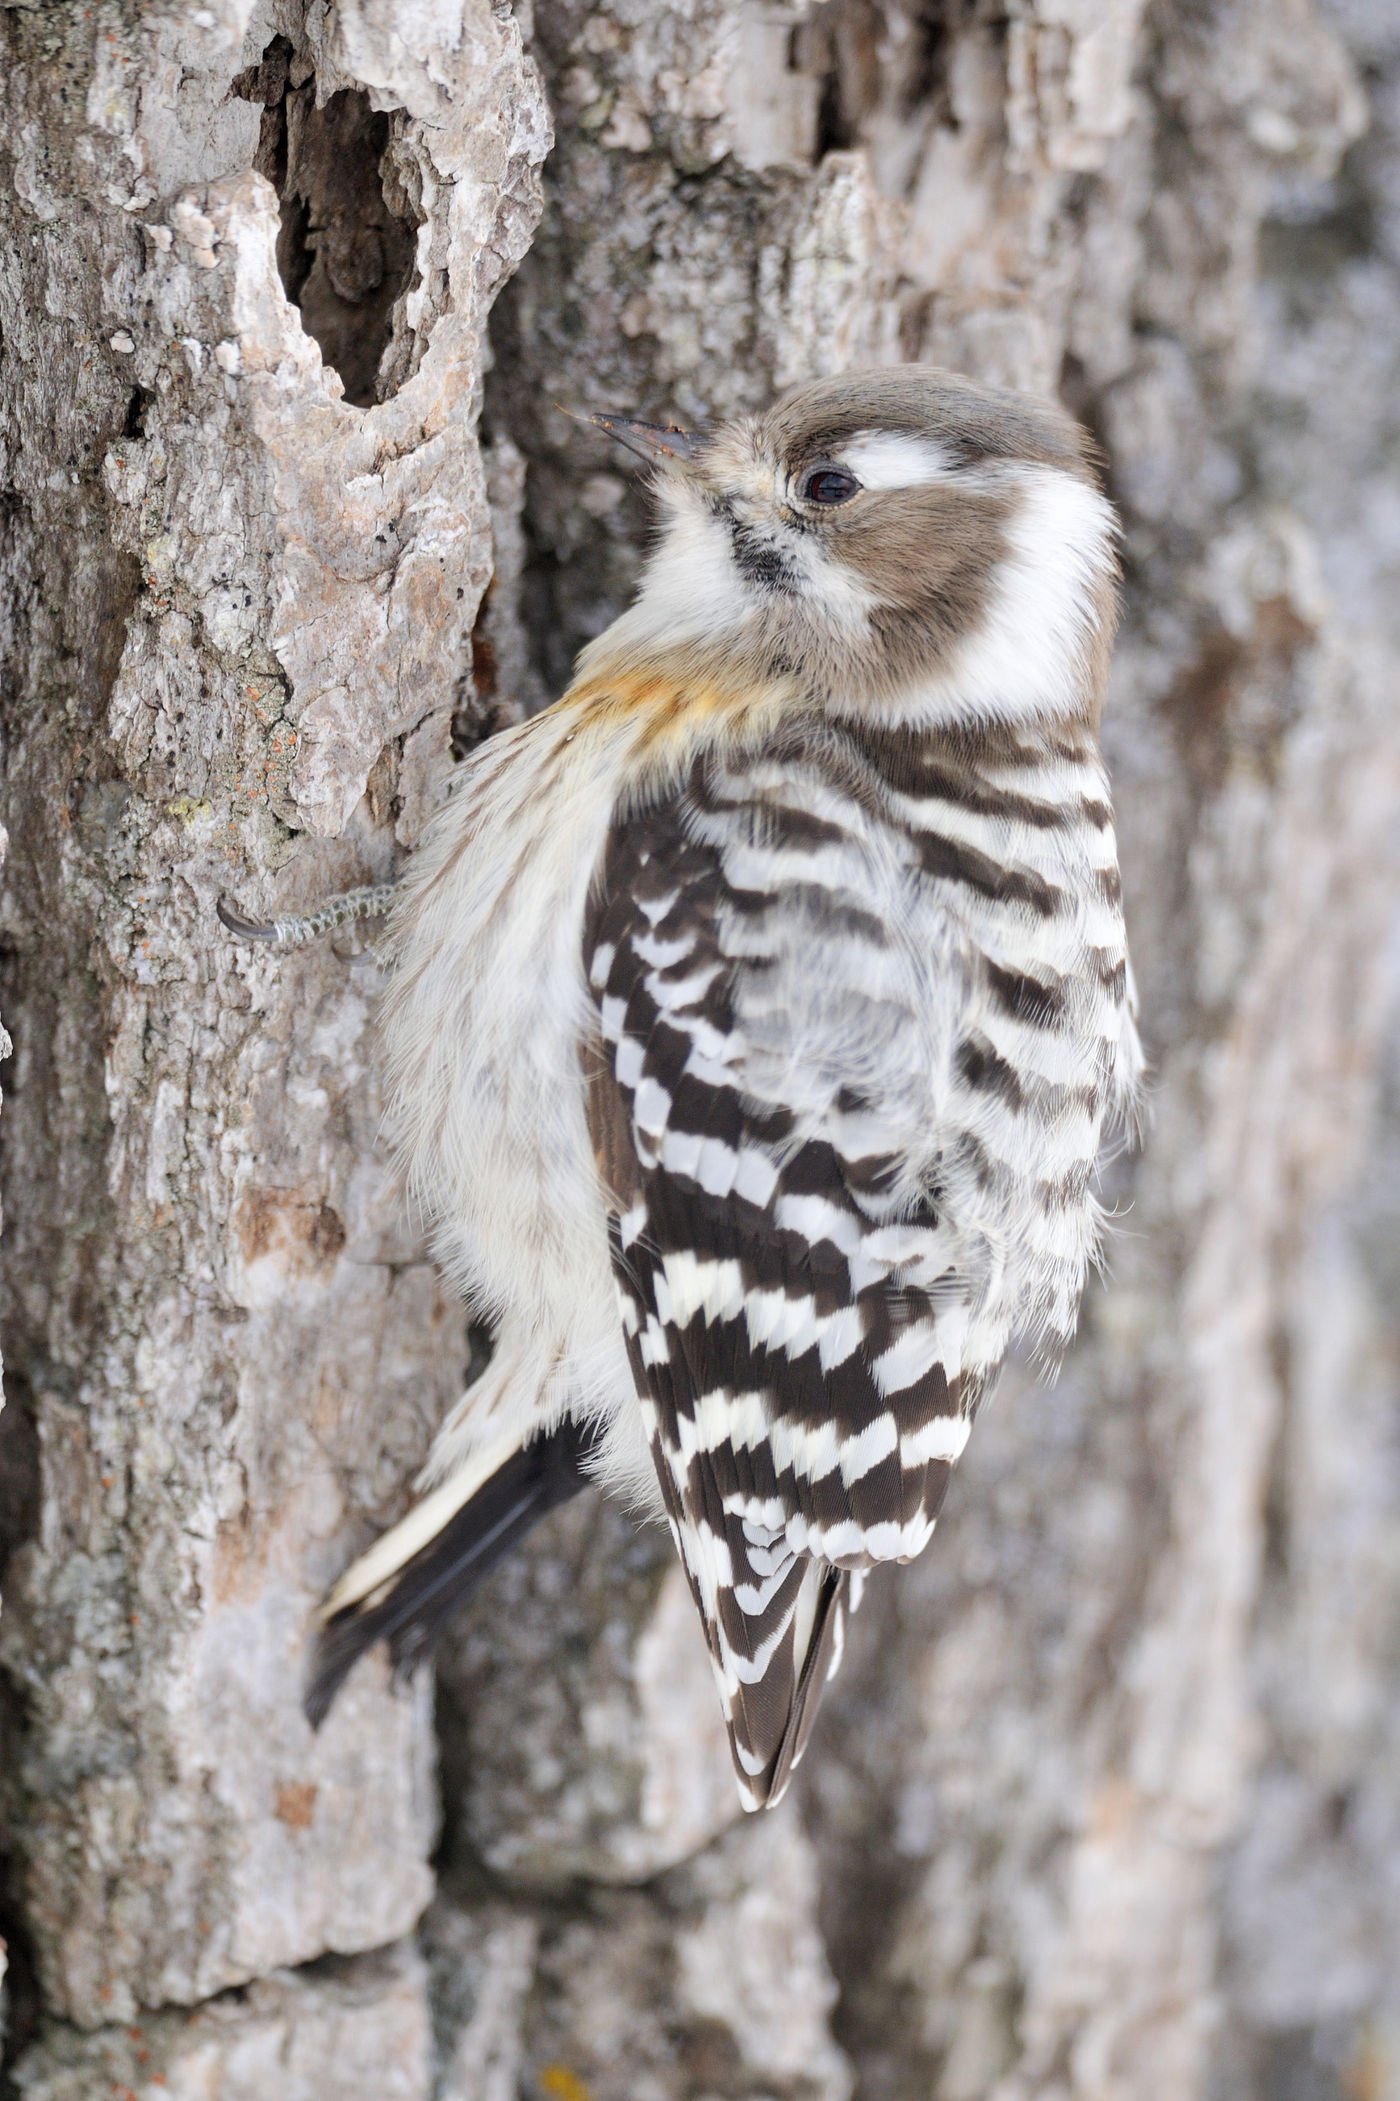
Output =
[{"x1": 2, "y1": 2, "x2": 1399, "y2": 2097}]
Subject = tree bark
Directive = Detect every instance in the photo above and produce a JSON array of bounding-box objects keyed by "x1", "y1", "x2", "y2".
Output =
[{"x1": 3, "y1": 2, "x2": 1399, "y2": 2098}]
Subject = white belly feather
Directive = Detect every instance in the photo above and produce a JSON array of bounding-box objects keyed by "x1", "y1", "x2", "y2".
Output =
[{"x1": 379, "y1": 702, "x2": 643, "y2": 1489}]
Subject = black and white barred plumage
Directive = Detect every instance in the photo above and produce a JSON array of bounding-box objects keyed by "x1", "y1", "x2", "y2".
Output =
[{"x1": 308, "y1": 367, "x2": 1141, "y2": 1807}]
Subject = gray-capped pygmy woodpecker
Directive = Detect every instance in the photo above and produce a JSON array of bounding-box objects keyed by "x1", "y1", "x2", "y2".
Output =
[{"x1": 290, "y1": 365, "x2": 1140, "y2": 1810}]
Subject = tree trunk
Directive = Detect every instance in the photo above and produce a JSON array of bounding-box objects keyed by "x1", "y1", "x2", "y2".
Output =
[{"x1": 2, "y1": 2, "x2": 1399, "y2": 2098}]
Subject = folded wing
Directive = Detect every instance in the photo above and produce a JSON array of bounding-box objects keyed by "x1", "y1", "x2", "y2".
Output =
[{"x1": 584, "y1": 746, "x2": 986, "y2": 1806}]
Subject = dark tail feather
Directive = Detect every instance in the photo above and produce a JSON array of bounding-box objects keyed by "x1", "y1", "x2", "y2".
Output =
[
  {"x1": 304, "y1": 1418, "x2": 595, "y2": 1729},
  {"x1": 758, "y1": 1566, "x2": 849, "y2": 1809}
]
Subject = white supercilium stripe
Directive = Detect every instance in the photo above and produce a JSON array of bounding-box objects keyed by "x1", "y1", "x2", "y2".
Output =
[{"x1": 842, "y1": 432, "x2": 955, "y2": 488}]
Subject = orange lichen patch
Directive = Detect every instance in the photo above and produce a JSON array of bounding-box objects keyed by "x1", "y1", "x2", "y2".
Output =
[
  {"x1": 274, "y1": 1781, "x2": 318, "y2": 1830},
  {"x1": 1343, "y1": 2027, "x2": 1396, "y2": 2101},
  {"x1": 1086, "y1": 1774, "x2": 1141, "y2": 1840},
  {"x1": 210, "y1": 1503, "x2": 255, "y2": 1605},
  {"x1": 234, "y1": 1188, "x2": 347, "y2": 1277},
  {"x1": 539, "y1": 2067, "x2": 593, "y2": 2101}
]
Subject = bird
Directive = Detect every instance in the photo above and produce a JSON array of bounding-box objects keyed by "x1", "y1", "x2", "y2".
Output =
[{"x1": 298, "y1": 364, "x2": 1142, "y2": 1811}]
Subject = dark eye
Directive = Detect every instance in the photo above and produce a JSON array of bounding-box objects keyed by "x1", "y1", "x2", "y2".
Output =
[{"x1": 796, "y1": 464, "x2": 861, "y2": 507}]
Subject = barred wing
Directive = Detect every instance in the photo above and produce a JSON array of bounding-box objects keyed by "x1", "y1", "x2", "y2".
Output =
[{"x1": 584, "y1": 753, "x2": 985, "y2": 1808}]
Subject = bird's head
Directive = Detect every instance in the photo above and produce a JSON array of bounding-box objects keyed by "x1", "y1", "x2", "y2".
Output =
[{"x1": 579, "y1": 365, "x2": 1119, "y2": 730}]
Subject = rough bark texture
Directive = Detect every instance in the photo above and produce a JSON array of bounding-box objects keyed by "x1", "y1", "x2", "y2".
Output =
[{"x1": 2, "y1": 2, "x2": 1399, "y2": 2097}]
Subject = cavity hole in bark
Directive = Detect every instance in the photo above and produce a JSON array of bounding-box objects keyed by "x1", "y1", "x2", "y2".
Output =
[
  {"x1": 233, "y1": 37, "x2": 420, "y2": 408},
  {"x1": 450, "y1": 595, "x2": 501, "y2": 757},
  {"x1": 900, "y1": 12, "x2": 955, "y2": 124},
  {"x1": 123, "y1": 386, "x2": 152, "y2": 439},
  {"x1": 0, "y1": 1373, "x2": 40, "y2": 1581},
  {"x1": 0, "y1": 1852, "x2": 42, "y2": 2084},
  {"x1": 800, "y1": 0, "x2": 881, "y2": 155}
]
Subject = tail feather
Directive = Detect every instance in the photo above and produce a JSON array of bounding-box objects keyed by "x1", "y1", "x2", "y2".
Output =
[
  {"x1": 759, "y1": 1564, "x2": 849, "y2": 1808},
  {"x1": 305, "y1": 1418, "x2": 595, "y2": 1728}
]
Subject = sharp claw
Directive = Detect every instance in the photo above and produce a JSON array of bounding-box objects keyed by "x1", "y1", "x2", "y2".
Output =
[{"x1": 216, "y1": 896, "x2": 281, "y2": 942}]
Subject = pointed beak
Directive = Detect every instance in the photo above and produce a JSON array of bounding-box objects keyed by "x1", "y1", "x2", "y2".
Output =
[{"x1": 590, "y1": 412, "x2": 704, "y2": 470}]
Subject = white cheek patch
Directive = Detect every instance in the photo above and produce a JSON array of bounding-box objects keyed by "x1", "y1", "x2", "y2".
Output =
[
  {"x1": 646, "y1": 489, "x2": 752, "y2": 639},
  {"x1": 841, "y1": 432, "x2": 955, "y2": 490},
  {"x1": 792, "y1": 537, "x2": 879, "y2": 630},
  {"x1": 941, "y1": 466, "x2": 1117, "y2": 721}
]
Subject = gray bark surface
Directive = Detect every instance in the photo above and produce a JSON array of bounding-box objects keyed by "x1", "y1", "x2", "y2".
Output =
[{"x1": 1, "y1": 2, "x2": 1398, "y2": 2097}]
